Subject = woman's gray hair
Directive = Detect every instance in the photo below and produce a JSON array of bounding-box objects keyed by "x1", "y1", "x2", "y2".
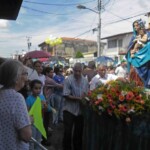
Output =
[{"x1": 0, "y1": 59, "x2": 24, "y2": 88}]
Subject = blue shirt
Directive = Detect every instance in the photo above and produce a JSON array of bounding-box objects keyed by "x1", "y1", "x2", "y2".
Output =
[
  {"x1": 53, "y1": 74, "x2": 64, "y2": 84},
  {"x1": 26, "y1": 94, "x2": 46, "y2": 109},
  {"x1": 26, "y1": 94, "x2": 52, "y2": 112},
  {"x1": 53, "y1": 74, "x2": 64, "y2": 94}
]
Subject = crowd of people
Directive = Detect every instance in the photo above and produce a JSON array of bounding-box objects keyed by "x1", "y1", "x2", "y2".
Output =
[
  {"x1": 0, "y1": 18, "x2": 149, "y2": 150},
  {"x1": 0, "y1": 54, "x2": 140, "y2": 150}
]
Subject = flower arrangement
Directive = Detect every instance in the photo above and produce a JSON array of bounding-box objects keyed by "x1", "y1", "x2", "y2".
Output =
[{"x1": 84, "y1": 80, "x2": 150, "y2": 122}]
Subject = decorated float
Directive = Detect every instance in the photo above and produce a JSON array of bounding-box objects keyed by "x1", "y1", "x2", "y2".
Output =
[
  {"x1": 82, "y1": 18, "x2": 150, "y2": 149},
  {"x1": 82, "y1": 80, "x2": 150, "y2": 150}
]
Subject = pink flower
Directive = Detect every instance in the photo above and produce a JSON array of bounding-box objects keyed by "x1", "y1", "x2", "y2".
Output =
[
  {"x1": 126, "y1": 92, "x2": 134, "y2": 101},
  {"x1": 110, "y1": 103, "x2": 116, "y2": 109}
]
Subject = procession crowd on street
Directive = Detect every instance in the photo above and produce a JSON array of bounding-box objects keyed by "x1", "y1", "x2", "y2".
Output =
[
  {"x1": 0, "y1": 55, "x2": 142, "y2": 150},
  {"x1": 0, "y1": 18, "x2": 150, "y2": 150}
]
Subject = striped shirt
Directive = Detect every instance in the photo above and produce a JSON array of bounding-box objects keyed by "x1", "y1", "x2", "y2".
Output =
[{"x1": 63, "y1": 74, "x2": 89, "y2": 116}]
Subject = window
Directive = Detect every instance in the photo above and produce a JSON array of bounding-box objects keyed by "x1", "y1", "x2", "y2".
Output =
[
  {"x1": 108, "y1": 39, "x2": 117, "y2": 48},
  {"x1": 118, "y1": 39, "x2": 123, "y2": 47}
]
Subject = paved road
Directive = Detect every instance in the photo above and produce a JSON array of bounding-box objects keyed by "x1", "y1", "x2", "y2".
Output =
[{"x1": 46, "y1": 123, "x2": 64, "y2": 150}]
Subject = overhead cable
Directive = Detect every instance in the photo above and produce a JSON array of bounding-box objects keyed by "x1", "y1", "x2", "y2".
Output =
[{"x1": 23, "y1": 0, "x2": 96, "y2": 6}]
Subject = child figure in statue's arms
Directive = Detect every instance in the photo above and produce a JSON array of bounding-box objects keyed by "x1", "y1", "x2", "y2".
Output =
[{"x1": 130, "y1": 28, "x2": 148, "y2": 57}]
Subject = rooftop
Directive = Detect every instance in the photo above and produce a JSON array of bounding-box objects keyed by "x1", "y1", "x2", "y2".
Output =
[
  {"x1": 101, "y1": 31, "x2": 132, "y2": 40},
  {"x1": 61, "y1": 37, "x2": 96, "y2": 43},
  {"x1": 38, "y1": 37, "x2": 97, "y2": 47}
]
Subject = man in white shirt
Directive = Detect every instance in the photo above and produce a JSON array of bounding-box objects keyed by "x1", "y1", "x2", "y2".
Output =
[
  {"x1": 90, "y1": 65, "x2": 118, "y2": 90},
  {"x1": 115, "y1": 60, "x2": 128, "y2": 78}
]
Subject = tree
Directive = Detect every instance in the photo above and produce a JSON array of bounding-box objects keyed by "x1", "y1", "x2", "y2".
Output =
[{"x1": 75, "y1": 51, "x2": 84, "y2": 58}]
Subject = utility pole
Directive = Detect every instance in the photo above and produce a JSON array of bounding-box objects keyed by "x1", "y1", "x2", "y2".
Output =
[
  {"x1": 77, "y1": 0, "x2": 102, "y2": 57},
  {"x1": 97, "y1": 0, "x2": 102, "y2": 57},
  {"x1": 26, "y1": 36, "x2": 32, "y2": 51}
]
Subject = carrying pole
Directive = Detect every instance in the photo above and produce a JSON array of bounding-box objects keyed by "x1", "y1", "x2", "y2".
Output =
[{"x1": 31, "y1": 137, "x2": 48, "y2": 150}]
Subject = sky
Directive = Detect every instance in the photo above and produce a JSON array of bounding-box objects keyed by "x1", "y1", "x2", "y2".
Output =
[{"x1": 0, "y1": 0, "x2": 150, "y2": 57}]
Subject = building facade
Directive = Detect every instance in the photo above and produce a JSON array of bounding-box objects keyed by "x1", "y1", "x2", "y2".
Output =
[
  {"x1": 38, "y1": 37, "x2": 105, "y2": 59},
  {"x1": 102, "y1": 32, "x2": 133, "y2": 60}
]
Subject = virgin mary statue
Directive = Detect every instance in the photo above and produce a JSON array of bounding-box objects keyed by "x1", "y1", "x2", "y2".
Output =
[{"x1": 126, "y1": 19, "x2": 150, "y2": 88}]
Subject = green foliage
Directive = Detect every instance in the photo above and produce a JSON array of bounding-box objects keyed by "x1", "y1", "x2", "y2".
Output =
[{"x1": 75, "y1": 51, "x2": 84, "y2": 58}]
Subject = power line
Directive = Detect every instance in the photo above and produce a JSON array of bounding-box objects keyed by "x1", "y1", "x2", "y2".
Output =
[
  {"x1": 104, "y1": 9, "x2": 132, "y2": 23},
  {"x1": 73, "y1": 11, "x2": 150, "y2": 38},
  {"x1": 1, "y1": 10, "x2": 149, "y2": 42},
  {"x1": 74, "y1": 29, "x2": 93, "y2": 38},
  {"x1": 22, "y1": 5, "x2": 89, "y2": 16},
  {"x1": 23, "y1": 0, "x2": 96, "y2": 6},
  {"x1": 22, "y1": 6, "x2": 74, "y2": 15},
  {"x1": 2, "y1": 10, "x2": 149, "y2": 41},
  {"x1": 103, "y1": 11, "x2": 149, "y2": 25}
]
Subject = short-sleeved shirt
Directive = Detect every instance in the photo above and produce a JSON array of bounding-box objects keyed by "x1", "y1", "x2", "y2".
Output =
[
  {"x1": 115, "y1": 66, "x2": 128, "y2": 78},
  {"x1": 53, "y1": 74, "x2": 64, "y2": 84},
  {"x1": 26, "y1": 94, "x2": 46, "y2": 109},
  {"x1": 0, "y1": 89, "x2": 31, "y2": 150},
  {"x1": 53, "y1": 74, "x2": 64, "y2": 94},
  {"x1": 90, "y1": 73, "x2": 118, "y2": 90},
  {"x1": 63, "y1": 74, "x2": 89, "y2": 116},
  {"x1": 25, "y1": 66, "x2": 39, "y2": 81}
]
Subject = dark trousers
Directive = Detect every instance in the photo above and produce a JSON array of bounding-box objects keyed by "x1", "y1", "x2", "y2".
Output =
[
  {"x1": 42, "y1": 111, "x2": 50, "y2": 142},
  {"x1": 63, "y1": 111, "x2": 84, "y2": 150}
]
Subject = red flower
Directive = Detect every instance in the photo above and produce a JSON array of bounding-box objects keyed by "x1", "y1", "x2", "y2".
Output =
[
  {"x1": 135, "y1": 95, "x2": 142, "y2": 101},
  {"x1": 118, "y1": 104, "x2": 127, "y2": 112},
  {"x1": 107, "y1": 94, "x2": 112, "y2": 99},
  {"x1": 95, "y1": 98, "x2": 103, "y2": 105},
  {"x1": 116, "y1": 91, "x2": 120, "y2": 96},
  {"x1": 122, "y1": 106, "x2": 127, "y2": 112},
  {"x1": 110, "y1": 103, "x2": 116, "y2": 109},
  {"x1": 140, "y1": 100, "x2": 145, "y2": 105},
  {"x1": 126, "y1": 92, "x2": 134, "y2": 101},
  {"x1": 83, "y1": 80, "x2": 148, "y2": 120},
  {"x1": 119, "y1": 95, "x2": 125, "y2": 101}
]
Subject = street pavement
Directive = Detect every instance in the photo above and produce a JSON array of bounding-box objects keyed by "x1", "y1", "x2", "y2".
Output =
[{"x1": 46, "y1": 123, "x2": 64, "y2": 150}]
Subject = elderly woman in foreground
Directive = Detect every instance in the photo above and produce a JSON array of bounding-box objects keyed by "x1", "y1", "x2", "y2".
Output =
[{"x1": 0, "y1": 59, "x2": 32, "y2": 150}]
